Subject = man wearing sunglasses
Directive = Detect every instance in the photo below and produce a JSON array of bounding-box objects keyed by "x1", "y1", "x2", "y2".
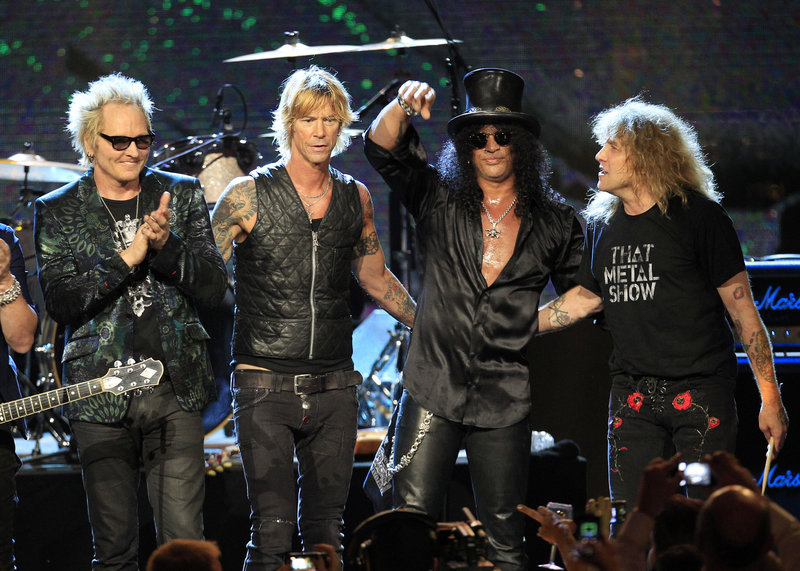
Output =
[
  {"x1": 34, "y1": 73, "x2": 228, "y2": 568},
  {"x1": 363, "y1": 68, "x2": 584, "y2": 571}
]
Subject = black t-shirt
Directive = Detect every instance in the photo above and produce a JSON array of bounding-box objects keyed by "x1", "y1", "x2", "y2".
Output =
[
  {"x1": 576, "y1": 193, "x2": 745, "y2": 379},
  {"x1": 100, "y1": 196, "x2": 165, "y2": 364}
]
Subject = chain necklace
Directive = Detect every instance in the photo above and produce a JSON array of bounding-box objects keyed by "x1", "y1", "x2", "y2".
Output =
[
  {"x1": 100, "y1": 192, "x2": 140, "y2": 248},
  {"x1": 299, "y1": 174, "x2": 332, "y2": 220},
  {"x1": 480, "y1": 195, "x2": 517, "y2": 238}
]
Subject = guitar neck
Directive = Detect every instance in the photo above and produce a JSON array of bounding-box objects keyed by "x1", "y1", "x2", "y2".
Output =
[{"x1": 0, "y1": 377, "x2": 105, "y2": 423}]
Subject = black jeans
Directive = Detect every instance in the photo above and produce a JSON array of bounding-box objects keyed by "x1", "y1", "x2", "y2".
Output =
[
  {"x1": 0, "y1": 429, "x2": 20, "y2": 570},
  {"x1": 391, "y1": 391, "x2": 531, "y2": 571},
  {"x1": 608, "y1": 374, "x2": 738, "y2": 508},
  {"x1": 71, "y1": 381, "x2": 206, "y2": 571},
  {"x1": 232, "y1": 370, "x2": 359, "y2": 571}
]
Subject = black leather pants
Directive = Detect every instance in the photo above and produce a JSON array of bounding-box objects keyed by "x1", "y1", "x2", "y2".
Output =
[{"x1": 391, "y1": 391, "x2": 531, "y2": 571}]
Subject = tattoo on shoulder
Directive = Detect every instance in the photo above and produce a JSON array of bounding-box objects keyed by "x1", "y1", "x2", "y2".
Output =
[
  {"x1": 733, "y1": 285, "x2": 745, "y2": 300},
  {"x1": 213, "y1": 181, "x2": 257, "y2": 228}
]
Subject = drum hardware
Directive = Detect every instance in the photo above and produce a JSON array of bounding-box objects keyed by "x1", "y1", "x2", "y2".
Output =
[
  {"x1": 357, "y1": 321, "x2": 409, "y2": 428},
  {"x1": 0, "y1": 148, "x2": 84, "y2": 184},
  {"x1": 152, "y1": 84, "x2": 261, "y2": 205},
  {"x1": 14, "y1": 368, "x2": 73, "y2": 460}
]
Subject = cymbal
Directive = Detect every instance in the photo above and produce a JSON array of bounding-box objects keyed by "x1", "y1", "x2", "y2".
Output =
[
  {"x1": 224, "y1": 41, "x2": 362, "y2": 63},
  {"x1": 356, "y1": 34, "x2": 461, "y2": 53},
  {"x1": 0, "y1": 153, "x2": 84, "y2": 184}
]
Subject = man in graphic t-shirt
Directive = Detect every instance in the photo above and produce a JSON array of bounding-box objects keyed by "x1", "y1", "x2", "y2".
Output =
[{"x1": 537, "y1": 97, "x2": 789, "y2": 510}]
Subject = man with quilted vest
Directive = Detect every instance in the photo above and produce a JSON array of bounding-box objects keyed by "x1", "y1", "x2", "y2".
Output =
[
  {"x1": 34, "y1": 73, "x2": 228, "y2": 569},
  {"x1": 211, "y1": 66, "x2": 415, "y2": 570}
]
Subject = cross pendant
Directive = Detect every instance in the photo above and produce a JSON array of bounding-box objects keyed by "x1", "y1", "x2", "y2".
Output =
[{"x1": 486, "y1": 227, "x2": 501, "y2": 238}]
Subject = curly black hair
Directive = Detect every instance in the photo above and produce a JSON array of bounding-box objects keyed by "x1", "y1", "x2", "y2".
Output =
[{"x1": 435, "y1": 122, "x2": 562, "y2": 220}]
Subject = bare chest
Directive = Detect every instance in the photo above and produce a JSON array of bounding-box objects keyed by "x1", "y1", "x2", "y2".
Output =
[{"x1": 480, "y1": 211, "x2": 521, "y2": 286}]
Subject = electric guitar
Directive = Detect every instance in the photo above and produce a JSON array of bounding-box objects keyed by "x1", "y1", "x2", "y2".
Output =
[{"x1": 0, "y1": 358, "x2": 164, "y2": 423}]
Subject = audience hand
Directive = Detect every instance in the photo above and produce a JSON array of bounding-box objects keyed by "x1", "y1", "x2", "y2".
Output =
[
  {"x1": 517, "y1": 504, "x2": 576, "y2": 547},
  {"x1": 706, "y1": 450, "x2": 759, "y2": 493},
  {"x1": 636, "y1": 453, "x2": 684, "y2": 517}
]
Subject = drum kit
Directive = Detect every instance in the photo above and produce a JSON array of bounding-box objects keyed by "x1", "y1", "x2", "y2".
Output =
[{"x1": 1, "y1": 28, "x2": 458, "y2": 456}]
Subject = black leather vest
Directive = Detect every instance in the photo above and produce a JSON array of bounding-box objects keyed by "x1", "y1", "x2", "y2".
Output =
[{"x1": 232, "y1": 163, "x2": 363, "y2": 360}]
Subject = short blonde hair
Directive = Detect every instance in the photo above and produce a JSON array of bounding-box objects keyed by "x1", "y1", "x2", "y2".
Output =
[
  {"x1": 271, "y1": 65, "x2": 357, "y2": 161},
  {"x1": 66, "y1": 73, "x2": 155, "y2": 167}
]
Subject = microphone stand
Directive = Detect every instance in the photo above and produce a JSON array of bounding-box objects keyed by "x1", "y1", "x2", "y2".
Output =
[{"x1": 423, "y1": 0, "x2": 472, "y2": 116}]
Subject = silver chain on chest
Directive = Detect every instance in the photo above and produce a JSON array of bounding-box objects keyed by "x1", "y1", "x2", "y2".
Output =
[{"x1": 480, "y1": 195, "x2": 517, "y2": 238}]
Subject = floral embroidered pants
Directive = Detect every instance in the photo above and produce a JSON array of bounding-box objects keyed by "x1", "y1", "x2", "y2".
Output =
[{"x1": 607, "y1": 374, "x2": 738, "y2": 510}]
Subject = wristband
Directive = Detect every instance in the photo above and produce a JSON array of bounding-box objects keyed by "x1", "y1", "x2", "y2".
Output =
[{"x1": 0, "y1": 276, "x2": 21, "y2": 307}]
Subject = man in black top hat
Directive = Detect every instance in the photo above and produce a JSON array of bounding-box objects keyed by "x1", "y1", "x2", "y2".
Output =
[{"x1": 363, "y1": 69, "x2": 584, "y2": 570}]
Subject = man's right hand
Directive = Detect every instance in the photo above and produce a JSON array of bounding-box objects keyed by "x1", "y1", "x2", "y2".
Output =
[{"x1": 397, "y1": 80, "x2": 436, "y2": 120}]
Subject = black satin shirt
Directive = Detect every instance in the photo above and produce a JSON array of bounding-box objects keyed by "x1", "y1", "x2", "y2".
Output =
[{"x1": 365, "y1": 129, "x2": 584, "y2": 428}]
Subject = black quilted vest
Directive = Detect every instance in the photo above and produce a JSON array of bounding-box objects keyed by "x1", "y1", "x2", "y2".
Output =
[{"x1": 231, "y1": 163, "x2": 363, "y2": 360}]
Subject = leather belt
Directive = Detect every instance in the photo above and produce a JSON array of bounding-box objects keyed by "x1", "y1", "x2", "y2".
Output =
[{"x1": 234, "y1": 368, "x2": 362, "y2": 395}]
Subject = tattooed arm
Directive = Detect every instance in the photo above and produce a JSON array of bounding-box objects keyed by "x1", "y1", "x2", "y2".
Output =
[
  {"x1": 537, "y1": 285, "x2": 603, "y2": 334},
  {"x1": 351, "y1": 182, "x2": 416, "y2": 328},
  {"x1": 718, "y1": 270, "x2": 789, "y2": 454},
  {"x1": 211, "y1": 175, "x2": 258, "y2": 263}
]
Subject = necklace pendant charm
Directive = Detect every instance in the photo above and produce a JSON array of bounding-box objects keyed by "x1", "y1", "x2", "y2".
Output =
[{"x1": 486, "y1": 227, "x2": 501, "y2": 238}]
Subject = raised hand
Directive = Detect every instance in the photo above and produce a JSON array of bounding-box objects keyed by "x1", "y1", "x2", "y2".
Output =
[{"x1": 397, "y1": 80, "x2": 436, "y2": 120}]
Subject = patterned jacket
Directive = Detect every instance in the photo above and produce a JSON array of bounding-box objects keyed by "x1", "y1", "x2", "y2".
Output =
[{"x1": 33, "y1": 167, "x2": 228, "y2": 423}]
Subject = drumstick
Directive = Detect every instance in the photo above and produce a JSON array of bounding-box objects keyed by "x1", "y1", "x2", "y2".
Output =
[{"x1": 761, "y1": 436, "x2": 774, "y2": 495}]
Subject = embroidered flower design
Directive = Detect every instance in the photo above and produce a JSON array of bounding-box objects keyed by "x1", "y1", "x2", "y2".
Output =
[
  {"x1": 612, "y1": 417, "x2": 623, "y2": 429},
  {"x1": 708, "y1": 417, "x2": 720, "y2": 428},
  {"x1": 627, "y1": 392, "x2": 644, "y2": 412},
  {"x1": 673, "y1": 391, "x2": 692, "y2": 411}
]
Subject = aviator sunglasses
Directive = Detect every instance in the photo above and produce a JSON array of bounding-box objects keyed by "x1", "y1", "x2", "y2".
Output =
[
  {"x1": 99, "y1": 132, "x2": 156, "y2": 151},
  {"x1": 467, "y1": 130, "x2": 513, "y2": 149}
]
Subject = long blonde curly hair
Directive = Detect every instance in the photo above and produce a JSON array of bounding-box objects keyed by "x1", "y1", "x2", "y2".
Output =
[{"x1": 583, "y1": 96, "x2": 721, "y2": 223}]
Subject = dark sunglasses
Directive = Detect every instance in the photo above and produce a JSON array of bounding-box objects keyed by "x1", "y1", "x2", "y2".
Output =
[
  {"x1": 99, "y1": 132, "x2": 156, "y2": 151},
  {"x1": 467, "y1": 130, "x2": 513, "y2": 149}
]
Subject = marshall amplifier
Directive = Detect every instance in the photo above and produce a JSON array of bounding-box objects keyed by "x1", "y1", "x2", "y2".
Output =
[{"x1": 736, "y1": 257, "x2": 800, "y2": 517}]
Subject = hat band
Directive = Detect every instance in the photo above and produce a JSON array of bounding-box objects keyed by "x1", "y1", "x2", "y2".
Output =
[{"x1": 464, "y1": 106, "x2": 513, "y2": 114}]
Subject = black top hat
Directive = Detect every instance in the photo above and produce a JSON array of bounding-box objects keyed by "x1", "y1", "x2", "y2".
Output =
[{"x1": 447, "y1": 68, "x2": 541, "y2": 138}]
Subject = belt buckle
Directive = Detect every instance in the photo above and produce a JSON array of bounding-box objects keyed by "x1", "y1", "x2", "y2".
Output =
[{"x1": 293, "y1": 374, "x2": 314, "y2": 395}]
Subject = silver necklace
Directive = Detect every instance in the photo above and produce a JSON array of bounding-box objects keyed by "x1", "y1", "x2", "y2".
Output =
[
  {"x1": 100, "y1": 192, "x2": 140, "y2": 248},
  {"x1": 299, "y1": 174, "x2": 332, "y2": 220},
  {"x1": 480, "y1": 195, "x2": 517, "y2": 238}
]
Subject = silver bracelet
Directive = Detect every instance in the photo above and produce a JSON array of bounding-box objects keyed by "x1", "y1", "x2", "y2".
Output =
[
  {"x1": 396, "y1": 94, "x2": 419, "y2": 118},
  {"x1": 0, "y1": 276, "x2": 21, "y2": 307}
]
